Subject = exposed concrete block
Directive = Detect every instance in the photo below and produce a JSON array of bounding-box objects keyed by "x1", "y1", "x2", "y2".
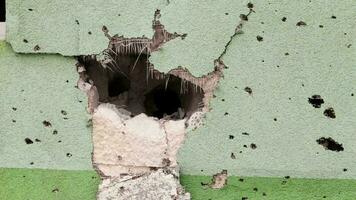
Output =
[
  {"x1": 164, "y1": 119, "x2": 186, "y2": 166},
  {"x1": 92, "y1": 104, "x2": 167, "y2": 168},
  {"x1": 97, "y1": 169, "x2": 190, "y2": 200},
  {"x1": 96, "y1": 164, "x2": 151, "y2": 177}
]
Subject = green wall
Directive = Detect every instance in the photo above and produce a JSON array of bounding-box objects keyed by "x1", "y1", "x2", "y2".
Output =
[{"x1": 3, "y1": 0, "x2": 356, "y2": 179}]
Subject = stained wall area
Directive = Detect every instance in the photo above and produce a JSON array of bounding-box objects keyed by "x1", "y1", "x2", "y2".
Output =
[{"x1": 1, "y1": 0, "x2": 356, "y2": 182}]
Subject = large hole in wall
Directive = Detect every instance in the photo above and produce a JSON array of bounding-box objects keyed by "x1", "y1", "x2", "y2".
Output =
[{"x1": 77, "y1": 49, "x2": 204, "y2": 120}]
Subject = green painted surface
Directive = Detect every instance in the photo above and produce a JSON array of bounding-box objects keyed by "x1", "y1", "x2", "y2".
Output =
[
  {"x1": 0, "y1": 168, "x2": 99, "y2": 200},
  {"x1": 3, "y1": 0, "x2": 356, "y2": 180},
  {"x1": 178, "y1": 0, "x2": 356, "y2": 178},
  {"x1": 1, "y1": 168, "x2": 356, "y2": 200},
  {"x1": 6, "y1": 0, "x2": 168, "y2": 56},
  {"x1": 181, "y1": 175, "x2": 356, "y2": 200},
  {"x1": 150, "y1": 0, "x2": 250, "y2": 76},
  {"x1": 0, "y1": 41, "x2": 93, "y2": 170}
]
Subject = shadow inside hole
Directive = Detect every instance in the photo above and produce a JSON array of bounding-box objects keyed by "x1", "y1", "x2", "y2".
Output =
[
  {"x1": 108, "y1": 74, "x2": 130, "y2": 97},
  {"x1": 78, "y1": 48, "x2": 204, "y2": 120}
]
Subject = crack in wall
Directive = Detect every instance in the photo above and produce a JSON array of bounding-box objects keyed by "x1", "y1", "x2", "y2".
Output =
[{"x1": 75, "y1": 6, "x2": 253, "y2": 199}]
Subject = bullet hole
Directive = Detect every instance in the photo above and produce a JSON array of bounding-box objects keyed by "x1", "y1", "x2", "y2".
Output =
[
  {"x1": 281, "y1": 17, "x2": 287, "y2": 22},
  {"x1": 224, "y1": 112, "x2": 229, "y2": 116},
  {"x1": 284, "y1": 176, "x2": 290, "y2": 179},
  {"x1": 247, "y1": 2, "x2": 254, "y2": 9},
  {"x1": 58, "y1": 140, "x2": 62, "y2": 143},
  {"x1": 242, "y1": 197, "x2": 248, "y2": 200},
  {"x1": 238, "y1": 178, "x2": 244, "y2": 182},
  {"x1": 88, "y1": 31, "x2": 92, "y2": 35},
  {"x1": 302, "y1": 83, "x2": 305, "y2": 87},
  {"x1": 239, "y1": 151, "x2": 243, "y2": 153},
  {"x1": 296, "y1": 21, "x2": 307, "y2": 26},
  {"x1": 30, "y1": 162, "x2": 34, "y2": 165},
  {"x1": 35, "y1": 139, "x2": 41, "y2": 142},
  {"x1": 75, "y1": 20, "x2": 80, "y2": 25},
  {"x1": 261, "y1": 60, "x2": 264, "y2": 62},
  {"x1": 343, "y1": 168, "x2": 348, "y2": 172},
  {"x1": 323, "y1": 196, "x2": 327, "y2": 198},
  {"x1": 256, "y1": 35, "x2": 263, "y2": 42},
  {"x1": 277, "y1": 65, "x2": 280, "y2": 68},
  {"x1": 52, "y1": 188, "x2": 59, "y2": 193},
  {"x1": 240, "y1": 14, "x2": 248, "y2": 21},
  {"x1": 331, "y1": 15, "x2": 336, "y2": 19},
  {"x1": 243, "y1": 145, "x2": 248, "y2": 148},
  {"x1": 250, "y1": 143, "x2": 257, "y2": 149},
  {"x1": 61, "y1": 110, "x2": 67, "y2": 115},
  {"x1": 316, "y1": 137, "x2": 344, "y2": 152},
  {"x1": 42, "y1": 120, "x2": 52, "y2": 127},
  {"x1": 63, "y1": 117, "x2": 68, "y2": 120},
  {"x1": 319, "y1": 25, "x2": 324, "y2": 28},
  {"x1": 221, "y1": 98, "x2": 225, "y2": 102},
  {"x1": 284, "y1": 52, "x2": 289, "y2": 56},
  {"x1": 66, "y1": 80, "x2": 69, "y2": 83},
  {"x1": 117, "y1": 155, "x2": 122, "y2": 160},
  {"x1": 242, "y1": 132, "x2": 249, "y2": 136},
  {"x1": 118, "y1": 14, "x2": 121, "y2": 16},
  {"x1": 262, "y1": 192, "x2": 267, "y2": 196},
  {"x1": 225, "y1": 13, "x2": 229, "y2": 15},
  {"x1": 281, "y1": 180, "x2": 287, "y2": 185},
  {"x1": 231, "y1": 153, "x2": 236, "y2": 159},
  {"x1": 34, "y1": 45, "x2": 41, "y2": 51},
  {"x1": 323, "y1": 107, "x2": 336, "y2": 118},
  {"x1": 244, "y1": 87, "x2": 252, "y2": 95},
  {"x1": 308, "y1": 95, "x2": 324, "y2": 108},
  {"x1": 53, "y1": 130, "x2": 58, "y2": 135},
  {"x1": 23, "y1": 39, "x2": 28, "y2": 43},
  {"x1": 273, "y1": 118, "x2": 277, "y2": 121},
  {"x1": 229, "y1": 135, "x2": 234, "y2": 139},
  {"x1": 28, "y1": 9, "x2": 33, "y2": 11},
  {"x1": 253, "y1": 187, "x2": 258, "y2": 192},
  {"x1": 25, "y1": 138, "x2": 33, "y2": 144},
  {"x1": 351, "y1": 93, "x2": 354, "y2": 96},
  {"x1": 260, "y1": 22, "x2": 264, "y2": 24},
  {"x1": 288, "y1": 97, "x2": 292, "y2": 100},
  {"x1": 66, "y1": 153, "x2": 72, "y2": 157},
  {"x1": 12, "y1": 119, "x2": 16, "y2": 123},
  {"x1": 347, "y1": 44, "x2": 352, "y2": 48},
  {"x1": 12, "y1": 107, "x2": 17, "y2": 111}
]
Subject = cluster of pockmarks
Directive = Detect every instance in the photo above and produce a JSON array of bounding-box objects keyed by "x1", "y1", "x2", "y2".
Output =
[
  {"x1": 308, "y1": 95, "x2": 341, "y2": 152},
  {"x1": 316, "y1": 137, "x2": 344, "y2": 152},
  {"x1": 308, "y1": 95, "x2": 336, "y2": 119},
  {"x1": 228, "y1": 131, "x2": 257, "y2": 160},
  {"x1": 12, "y1": 97, "x2": 75, "y2": 166}
]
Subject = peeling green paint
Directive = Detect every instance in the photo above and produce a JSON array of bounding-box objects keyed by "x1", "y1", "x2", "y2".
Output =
[{"x1": 0, "y1": 41, "x2": 93, "y2": 170}]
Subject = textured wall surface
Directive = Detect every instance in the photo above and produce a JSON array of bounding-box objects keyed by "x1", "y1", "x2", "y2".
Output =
[
  {"x1": 3, "y1": 0, "x2": 356, "y2": 180},
  {"x1": 0, "y1": 42, "x2": 93, "y2": 170}
]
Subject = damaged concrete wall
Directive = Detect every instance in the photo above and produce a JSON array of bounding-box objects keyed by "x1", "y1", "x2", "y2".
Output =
[{"x1": 3, "y1": 0, "x2": 356, "y2": 183}]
